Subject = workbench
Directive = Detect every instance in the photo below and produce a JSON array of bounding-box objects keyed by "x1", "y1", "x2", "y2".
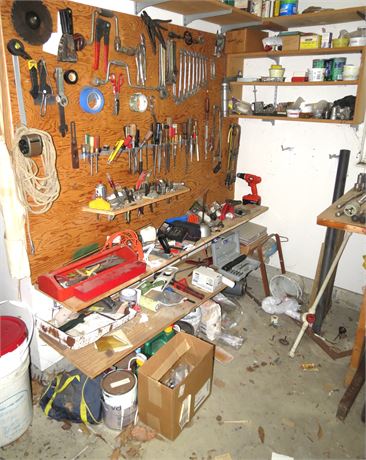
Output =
[
  {"x1": 39, "y1": 206, "x2": 268, "y2": 378},
  {"x1": 316, "y1": 189, "x2": 365, "y2": 419}
]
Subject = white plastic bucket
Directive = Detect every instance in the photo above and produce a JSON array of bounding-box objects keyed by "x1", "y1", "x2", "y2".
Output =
[
  {"x1": 0, "y1": 301, "x2": 34, "y2": 447},
  {"x1": 101, "y1": 370, "x2": 137, "y2": 430}
]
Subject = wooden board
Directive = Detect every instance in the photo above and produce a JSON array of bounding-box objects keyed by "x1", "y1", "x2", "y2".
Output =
[
  {"x1": 317, "y1": 189, "x2": 366, "y2": 235},
  {"x1": 227, "y1": 46, "x2": 366, "y2": 59},
  {"x1": 39, "y1": 276, "x2": 225, "y2": 378},
  {"x1": 0, "y1": 0, "x2": 234, "y2": 283},
  {"x1": 268, "y1": 7, "x2": 366, "y2": 29},
  {"x1": 37, "y1": 206, "x2": 268, "y2": 312}
]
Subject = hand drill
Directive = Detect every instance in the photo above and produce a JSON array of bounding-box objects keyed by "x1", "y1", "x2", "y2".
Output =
[{"x1": 236, "y1": 173, "x2": 261, "y2": 205}]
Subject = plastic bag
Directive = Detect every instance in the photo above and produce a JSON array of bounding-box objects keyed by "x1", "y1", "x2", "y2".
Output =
[
  {"x1": 162, "y1": 363, "x2": 191, "y2": 388},
  {"x1": 261, "y1": 296, "x2": 301, "y2": 321},
  {"x1": 218, "y1": 332, "x2": 245, "y2": 350},
  {"x1": 199, "y1": 300, "x2": 221, "y2": 340}
]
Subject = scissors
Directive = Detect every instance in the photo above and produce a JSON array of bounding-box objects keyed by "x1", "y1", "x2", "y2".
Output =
[{"x1": 109, "y1": 72, "x2": 123, "y2": 116}]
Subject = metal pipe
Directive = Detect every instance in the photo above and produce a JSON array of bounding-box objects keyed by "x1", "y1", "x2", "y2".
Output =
[{"x1": 313, "y1": 149, "x2": 350, "y2": 334}]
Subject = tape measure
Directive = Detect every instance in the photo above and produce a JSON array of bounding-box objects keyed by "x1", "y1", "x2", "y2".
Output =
[{"x1": 79, "y1": 87, "x2": 104, "y2": 114}]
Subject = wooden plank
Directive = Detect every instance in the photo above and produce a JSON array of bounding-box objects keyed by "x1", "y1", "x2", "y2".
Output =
[
  {"x1": 0, "y1": 13, "x2": 14, "y2": 147},
  {"x1": 231, "y1": 80, "x2": 359, "y2": 86},
  {"x1": 269, "y1": 7, "x2": 366, "y2": 29},
  {"x1": 0, "y1": 0, "x2": 234, "y2": 282},
  {"x1": 227, "y1": 114, "x2": 355, "y2": 124},
  {"x1": 317, "y1": 189, "x2": 366, "y2": 235},
  {"x1": 135, "y1": 0, "x2": 261, "y2": 26},
  {"x1": 353, "y1": 48, "x2": 366, "y2": 124},
  {"x1": 39, "y1": 281, "x2": 226, "y2": 378},
  {"x1": 37, "y1": 207, "x2": 268, "y2": 312},
  {"x1": 82, "y1": 186, "x2": 190, "y2": 216},
  {"x1": 228, "y1": 46, "x2": 365, "y2": 59},
  {"x1": 345, "y1": 291, "x2": 366, "y2": 386},
  {"x1": 337, "y1": 348, "x2": 365, "y2": 421}
]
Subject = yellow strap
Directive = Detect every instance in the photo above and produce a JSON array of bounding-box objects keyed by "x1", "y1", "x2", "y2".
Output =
[
  {"x1": 80, "y1": 378, "x2": 100, "y2": 424},
  {"x1": 44, "y1": 374, "x2": 80, "y2": 416}
]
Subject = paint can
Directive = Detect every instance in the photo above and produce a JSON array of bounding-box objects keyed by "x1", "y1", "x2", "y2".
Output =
[
  {"x1": 101, "y1": 370, "x2": 137, "y2": 430},
  {"x1": 0, "y1": 301, "x2": 34, "y2": 447}
]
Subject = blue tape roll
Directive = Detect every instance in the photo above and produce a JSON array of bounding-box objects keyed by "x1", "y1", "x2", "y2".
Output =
[{"x1": 79, "y1": 86, "x2": 104, "y2": 114}]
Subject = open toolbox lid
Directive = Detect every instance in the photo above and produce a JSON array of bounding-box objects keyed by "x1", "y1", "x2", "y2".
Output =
[{"x1": 211, "y1": 231, "x2": 241, "y2": 268}]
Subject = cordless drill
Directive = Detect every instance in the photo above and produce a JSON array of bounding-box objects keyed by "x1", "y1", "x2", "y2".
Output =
[{"x1": 236, "y1": 173, "x2": 262, "y2": 205}]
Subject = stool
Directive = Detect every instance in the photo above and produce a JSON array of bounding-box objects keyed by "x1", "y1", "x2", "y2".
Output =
[{"x1": 250, "y1": 233, "x2": 286, "y2": 297}]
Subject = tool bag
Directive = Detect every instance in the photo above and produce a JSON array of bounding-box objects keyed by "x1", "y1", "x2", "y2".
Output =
[{"x1": 40, "y1": 369, "x2": 103, "y2": 424}]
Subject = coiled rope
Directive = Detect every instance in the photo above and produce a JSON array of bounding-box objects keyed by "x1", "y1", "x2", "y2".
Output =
[{"x1": 12, "y1": 126, "x2": 60, "y2": 214}]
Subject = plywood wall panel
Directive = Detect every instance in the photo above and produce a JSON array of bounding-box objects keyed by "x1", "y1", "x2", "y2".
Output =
[{"x1": 1, "y1": 0, "x2": 233, "y2": 282}]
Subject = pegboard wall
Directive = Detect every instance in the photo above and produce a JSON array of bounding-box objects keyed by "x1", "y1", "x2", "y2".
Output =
[{"x1": 1, "y1": 0, "x2": 234, "y2": 282}]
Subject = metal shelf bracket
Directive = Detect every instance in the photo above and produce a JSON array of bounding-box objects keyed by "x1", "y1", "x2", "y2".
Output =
[
  {"x1": 183, "y1": 9, "x2": 232, "y2": 26},
  {"x1": 134, "y1": 1, "x2": 166, "y2": 15}
]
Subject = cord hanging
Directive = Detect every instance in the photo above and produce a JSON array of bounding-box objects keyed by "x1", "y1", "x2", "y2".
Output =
[{"x1": 12, "y1": 125, "x2": 61, "y2": 215}]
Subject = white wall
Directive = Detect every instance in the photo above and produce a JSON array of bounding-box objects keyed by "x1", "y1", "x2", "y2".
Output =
[{"x1": 236, "y1": 0, "x2": 366, "y2": 294}]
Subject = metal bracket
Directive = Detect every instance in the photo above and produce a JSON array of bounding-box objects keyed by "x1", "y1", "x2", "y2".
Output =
[
  {"x1": 221, "y1": 21, "x2": 261, "y2": 33},
  {"x1": 134, "y1": 1, "x2": 166, "y2": 15},
  {"x1": 183, "y1": 9, "x2": 232, "y2": 26},
  {"x1": 262, "y1": 119, "x2": 275, "y2": 125}
]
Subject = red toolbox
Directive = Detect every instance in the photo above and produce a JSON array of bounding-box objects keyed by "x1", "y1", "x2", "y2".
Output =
[{"x1": 38, "y1": 245, "x2": 146, "y2": 302}]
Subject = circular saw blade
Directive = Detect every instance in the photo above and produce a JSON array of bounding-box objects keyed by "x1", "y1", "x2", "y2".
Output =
[{"x1": 12, "y1": 1, "x2": 53, "y2": 46}]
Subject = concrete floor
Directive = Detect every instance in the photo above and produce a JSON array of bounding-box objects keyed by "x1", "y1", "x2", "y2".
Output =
[{"x1": 1, "y1": 276, "x2": 365, "y2": 460}]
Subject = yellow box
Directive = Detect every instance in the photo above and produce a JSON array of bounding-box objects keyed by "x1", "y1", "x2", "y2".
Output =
[{"x1": 300, "y1": 34, "x2": 321, "y2": 49}]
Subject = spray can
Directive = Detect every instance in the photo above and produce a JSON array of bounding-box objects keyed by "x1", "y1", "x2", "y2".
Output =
[{"x1": 221, "y1": 80, "x2": 230, "y2": 117}]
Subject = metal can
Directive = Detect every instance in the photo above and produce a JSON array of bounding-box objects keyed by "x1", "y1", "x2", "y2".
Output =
[{"x1": 95, "y1": 182, "x2": 107, "y2": 199}]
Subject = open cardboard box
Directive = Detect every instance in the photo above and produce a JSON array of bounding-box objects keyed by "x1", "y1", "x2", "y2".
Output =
[{"x1": 138, "y1": 332, "x2": 215, "y2": 440}]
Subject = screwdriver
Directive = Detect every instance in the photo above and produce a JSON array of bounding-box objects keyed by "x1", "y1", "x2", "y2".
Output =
[{"x1": 138, "y1": 129, "x2": 153, "y2": 174}]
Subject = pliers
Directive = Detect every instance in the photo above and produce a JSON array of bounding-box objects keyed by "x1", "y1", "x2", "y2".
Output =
[
  {"x1": 93, "y1": 17, "x2": 111, "y2": 72},
  {"x1": 140, "y1": 11, "x2": 171, "y2": 54}
]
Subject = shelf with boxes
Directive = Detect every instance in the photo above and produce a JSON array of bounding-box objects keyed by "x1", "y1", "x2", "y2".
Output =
[{"x1": 225, "y1": 27, "x2": 366, "y2": 123}]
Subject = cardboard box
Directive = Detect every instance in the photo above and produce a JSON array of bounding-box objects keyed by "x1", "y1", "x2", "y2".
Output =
[
  {"x1": 225, "y1": 29, "x2": 268, "y2": 53},
  {"x1": 300, "y1": 34, "x2": 321, "y2": 50},
  {"x1": 281, "y1": 34, "x2": 300, "y2": 51},
  {"x1": 138, "y1": 332, "x2": 214, "y2": 440}
]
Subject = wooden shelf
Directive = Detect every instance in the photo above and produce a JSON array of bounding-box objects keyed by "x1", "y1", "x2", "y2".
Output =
[
  {"x1": 134, "y1": 0, "x2": 261, "y2": 30},
  {"x1": 40, "y1": 282, "x2": 221, "y2": 379},
  {"x1": 43, "y1": 207, "x2": 268, "y2": 312},
  {"x1": 229, "y1": 46, "x2": 366, "y2": 59},
  {"x1": 317, "y1": 189, "x2": 366, "y2": 235},
  {"x1": 38, "y1": 208, "x2": 269, "y2": 378},
  {"x1": 228, "y1": 114, "x2": 357, "y2": 124},
  {"x1": 263, "y1": 7, "x2": 366, "y2": 29},
  {"x1": 82, "y1": 186, "x2": 190, "y2": 217},
  {"x1": 134, "y1": 2, "x2": 365, "y2": 32},
  {"x1": 231, "y1": 80, "x2": 359, "y2": 87}
]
